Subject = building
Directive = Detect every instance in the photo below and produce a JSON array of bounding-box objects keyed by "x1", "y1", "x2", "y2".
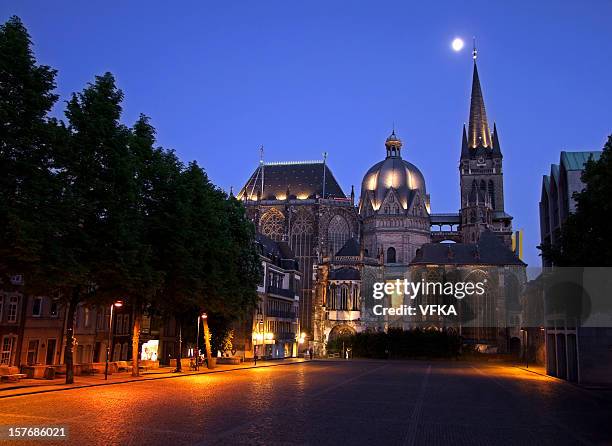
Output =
[
  {"x1": 232, "y1": 233, "x2": 302, "y2": 360},
  {"x1": 237, "y1": 160, "x2": 359, "y2": 342},
  {"x1": 239, "y1": 51, "x2": 527, "y2": 354},
  {"x1": 539, "y1": 151, "x2": 601, "y2": 267},
  {"x1": 538, "y1": 150, "x2": 612, "y2": 385}
]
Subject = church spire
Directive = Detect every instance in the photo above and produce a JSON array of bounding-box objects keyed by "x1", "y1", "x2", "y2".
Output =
[
  {"x1": 461, "y1": 124, "x2": 469, "y2": 158},
  {"x1": 468, "y1": 45, "x2": 492, "y2": 149}
]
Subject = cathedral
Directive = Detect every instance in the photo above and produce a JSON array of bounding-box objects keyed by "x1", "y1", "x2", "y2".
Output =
[{"x1": 238, "y1": 54, "x2": 526, "y2": 355}]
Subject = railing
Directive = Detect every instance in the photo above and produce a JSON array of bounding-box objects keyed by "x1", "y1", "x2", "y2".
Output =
[
  {"x1": 266, "y1": 286, "x2": 296, "y2": 299},
  {"x1": 267, "y1": 309, "x2": 297, "y2": 319},
  {"x1": 275, "y1": 332, "x2": 297, "y2": 341}
]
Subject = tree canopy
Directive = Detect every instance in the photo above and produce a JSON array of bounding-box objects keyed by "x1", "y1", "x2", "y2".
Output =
[{"x1": 0, "y1": 15, "x2": 262, "y2": 379}]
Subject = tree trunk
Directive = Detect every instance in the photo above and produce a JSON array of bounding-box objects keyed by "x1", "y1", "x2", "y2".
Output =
[
  {"x1": 64, "y1": 289, "x2": 79, "y2": 385},
  {"x1": 175, "y1": 322, "x2": 182, "y2": 372},
  {"x1": 202, "y1": 315, "x2": 214, "y2": 369},
  {"x1": 131, "y1": 307, "x2": 142, "y2": 377}
]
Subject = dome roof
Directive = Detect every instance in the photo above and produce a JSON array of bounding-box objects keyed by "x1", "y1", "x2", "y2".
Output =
[{"x1": 360, "y1": 131, "x2": 427, "y2": 213}]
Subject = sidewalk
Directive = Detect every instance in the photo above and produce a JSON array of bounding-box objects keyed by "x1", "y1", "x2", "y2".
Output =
[{"x1": 0, "y1": 358, "x2": 307, "y2": 399}]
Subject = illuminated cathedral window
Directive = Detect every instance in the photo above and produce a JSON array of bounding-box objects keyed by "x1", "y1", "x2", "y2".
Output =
[
  {"x1": 260, "y1": 209, "x2": 285, "y2": 241},
  {"x1": 328, "y1": 215, "x2": 350, "y2": 256}
]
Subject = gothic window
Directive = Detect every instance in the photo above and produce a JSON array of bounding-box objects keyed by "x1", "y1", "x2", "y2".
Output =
[
  {"x1": 260, "y1": 209, "x2": 285, "y2": 241},
  {"x1": 463, "y1": 270, "x2": 494, "y2": 342},
  {"x1": 386, "y1": 247, "x2": 396, "y2": 264},
  {"x1": 340, "y1": 286, "x2": 349, "y2": 310},
  {"x1": 488, "y1": 180, "x2": 496, "y2": 209},
  {"x1": 328, "y1": 215, "x2": 350, "y2": 256},
  {"x1": 480, "y1": 180, "x2": 486, "y2": 196}
]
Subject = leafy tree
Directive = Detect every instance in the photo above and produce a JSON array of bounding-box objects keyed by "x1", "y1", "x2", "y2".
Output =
[
  {"x1": 43, "y1": 72, "x2": 132, "y2": 383},
  {"x1": 0, "y1": 16, "x2": 61, "y2": 289},
  {"x1": 540, "y1": 135, "x2": 612, "y2": 266}
]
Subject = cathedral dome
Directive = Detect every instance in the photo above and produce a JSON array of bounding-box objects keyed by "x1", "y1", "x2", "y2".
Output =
[{"x1": 360, "y1": 131, "x2": 427, "y2": 213}]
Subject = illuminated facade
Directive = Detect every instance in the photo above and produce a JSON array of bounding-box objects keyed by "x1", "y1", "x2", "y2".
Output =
[{"x1": 239, "y1": 55, "x2": 526, "y2": 354}]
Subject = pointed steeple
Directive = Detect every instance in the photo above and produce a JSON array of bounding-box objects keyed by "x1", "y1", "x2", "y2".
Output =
[
  {"x1": 492, "y1": 122, "x2": 502, "y2": 158},
  {"x1": 461, "y1": 124, "x2": 469, "y2": 158},
  {"x1": 468, "y1": 59, "x2": 492, "y2": 149}
]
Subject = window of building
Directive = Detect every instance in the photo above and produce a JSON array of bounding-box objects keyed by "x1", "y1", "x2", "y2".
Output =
[
  {"x1": 84, "y1": 308, "x2": 90, "y2": 328},
  {"x1": 123, "y1": 315, "x2": 130, "y2": 334},
  {"x1": 1, "y1": 336, "x2": 15, "y2": 365},
  {"x1": 32, "y1": 297, "x2": 43, "y2": 317},
  {"x1": 327, "y1": 215, "x2": 350, "y2": 256},
  {"x1": 386, "y1": 247, "x2": 396, "y2": 264},
  {"x1": 7, "y1": 296, "x2": 18, "y2": 323},
  {"x1": 27, "y1": 339, "x2": 39, "y2": 365},
  {"x1": 50, "y1": 299, "x2": 59, "y2": 318}
]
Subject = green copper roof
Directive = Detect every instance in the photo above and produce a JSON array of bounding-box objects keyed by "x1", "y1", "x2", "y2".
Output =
[{"x1": 561, "y1": 151, "x2": 601, "y2": 171}]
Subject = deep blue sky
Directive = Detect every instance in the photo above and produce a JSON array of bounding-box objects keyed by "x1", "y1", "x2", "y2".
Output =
[{"x1": 3, "y1": 1, "x2": 612, "y2": 267}]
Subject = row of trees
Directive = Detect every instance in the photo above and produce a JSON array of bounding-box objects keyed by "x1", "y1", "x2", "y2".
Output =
[{"x1": 0, "y1": 16, "x2": 262, "y2": 383}]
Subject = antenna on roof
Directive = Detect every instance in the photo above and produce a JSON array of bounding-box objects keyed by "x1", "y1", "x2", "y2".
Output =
[
  {"x1": 322, "y1": 151, "x2": 328, "y2": 200},
  {"x1": 260, "y1": 145, "x2": 265, "y2": 200}
]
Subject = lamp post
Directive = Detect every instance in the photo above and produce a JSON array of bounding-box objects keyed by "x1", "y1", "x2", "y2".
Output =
[
  {"x1": 104, "y1": 300, "x2": 123, "y2": 380},
  {"x1": 254, "y1": 309, "x2": 263, "y2": 365},
  {"x1": 298, "y1": 332, "x2": 306, "y2": 358},
  {"x1": 195, "y1": 312, "x2": 207, "y2": 370}
]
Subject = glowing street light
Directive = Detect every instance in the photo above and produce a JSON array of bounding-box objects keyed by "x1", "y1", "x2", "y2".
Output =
[
  {"x1": 195, "y1": 312, "x2": 207, "y2": 370},
  {"x1": 104, "y1": 300, "x2": 124, "y2": 380}
]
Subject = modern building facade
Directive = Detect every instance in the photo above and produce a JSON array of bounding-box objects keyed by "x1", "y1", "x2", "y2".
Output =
[{"x1": 538, "y1": 150, "x2": 612, "y2": 385}]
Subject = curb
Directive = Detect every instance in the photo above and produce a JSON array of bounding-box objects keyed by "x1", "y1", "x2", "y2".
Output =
[{"x1": 0, "y1": 359, "x2": 308, "y2": 400}]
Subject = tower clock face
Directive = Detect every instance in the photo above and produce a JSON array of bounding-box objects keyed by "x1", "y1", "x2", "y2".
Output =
[{"x1": 477, "y1": 156, "x2": 485, "y2": 165}]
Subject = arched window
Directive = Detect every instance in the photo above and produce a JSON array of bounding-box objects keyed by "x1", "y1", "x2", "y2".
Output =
[
  {"x1": 327, "y1": 215, "x2": 350, "y2": 256},
  {"x1": 260, "y1": 209, "x2": 285, "y2": 241},
  {"x1": 386, "y1": 247, "x2": 396, "y2": 263},
  {"x1": 340, "y1": 286, "x2": 348, "y2": 310}
]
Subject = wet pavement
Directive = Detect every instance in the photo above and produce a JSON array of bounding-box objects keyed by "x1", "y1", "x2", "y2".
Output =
[{"x1": 0, "y1": 360, "x2": 610, "y2": 445}]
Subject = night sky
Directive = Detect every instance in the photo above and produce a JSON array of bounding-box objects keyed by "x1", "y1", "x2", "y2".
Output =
[{"x1": 3, "y1": 0, "x2": 612, "y2": 267}]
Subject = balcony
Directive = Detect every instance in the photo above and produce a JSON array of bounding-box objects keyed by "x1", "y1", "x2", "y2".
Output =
[
  {"x1": 275, "y1": 332, "x2": 297, "y2": 341},
  {"x1": 266, "y1": 286, "x2": 296, "y2": 299},
  {"x1": 267, "y1": 309, "x2": 297, "y2": 319}
]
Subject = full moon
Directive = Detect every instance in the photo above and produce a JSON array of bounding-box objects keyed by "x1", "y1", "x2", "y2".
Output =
[{"x1": 452, "y1": 38, "x2": 464, "y2": 52}]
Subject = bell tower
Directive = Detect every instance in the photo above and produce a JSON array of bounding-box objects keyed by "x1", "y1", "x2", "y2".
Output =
[{"x1": 459, "y1": 45, "x2": 512, "y2": 245}]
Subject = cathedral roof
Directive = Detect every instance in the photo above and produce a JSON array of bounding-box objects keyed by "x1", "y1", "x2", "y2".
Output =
[
  {"x1": 335, "y1": 237, "x2": 360, "y2": 257},
  {"x1": 411, "y1": 230, "x2": 525, "y2": 266},
  {"x1": 329, "y1": 267, "x2": 360, "y2": 281},
  {"x1": 238, "y1": 161, "x2": 346, "y2": 201},
  {"x1": 360, "y1": 131, "x2": 427, "y2": 213}
]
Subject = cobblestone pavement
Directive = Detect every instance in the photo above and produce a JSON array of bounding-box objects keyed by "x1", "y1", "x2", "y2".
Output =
[{"x1": 0, "y1": 360, "x2": 610, "y2": 446}]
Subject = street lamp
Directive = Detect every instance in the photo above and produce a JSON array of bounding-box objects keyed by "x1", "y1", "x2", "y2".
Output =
[
  {"x1": 196, "y1": 312, "x2": 207, "y2": 370},
  {"x1": 254, "y1": 308, "x2": 263, "y2": 365},
  {"x1": 104, "y1": 300, "x2": 123, "y2": 380}
]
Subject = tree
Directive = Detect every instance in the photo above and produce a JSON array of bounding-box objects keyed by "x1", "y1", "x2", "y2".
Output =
[
  {"x1": 43, "y1": 72, "x2": 132, "y2": 383},
  {"x1": 540, "y1": 135, "x2": 612, "y2": 266},
  {"x1": 0, "y1": 16, "x2": 60, "y2": 289}
]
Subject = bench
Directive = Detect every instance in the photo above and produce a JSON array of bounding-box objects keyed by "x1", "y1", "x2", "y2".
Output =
[
  {"x1": 114, "y1": 361, "x2": 133, "y2": 372},
  {"x1": 0, "y1": 365, "x2": 27, "y2": 382}
]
